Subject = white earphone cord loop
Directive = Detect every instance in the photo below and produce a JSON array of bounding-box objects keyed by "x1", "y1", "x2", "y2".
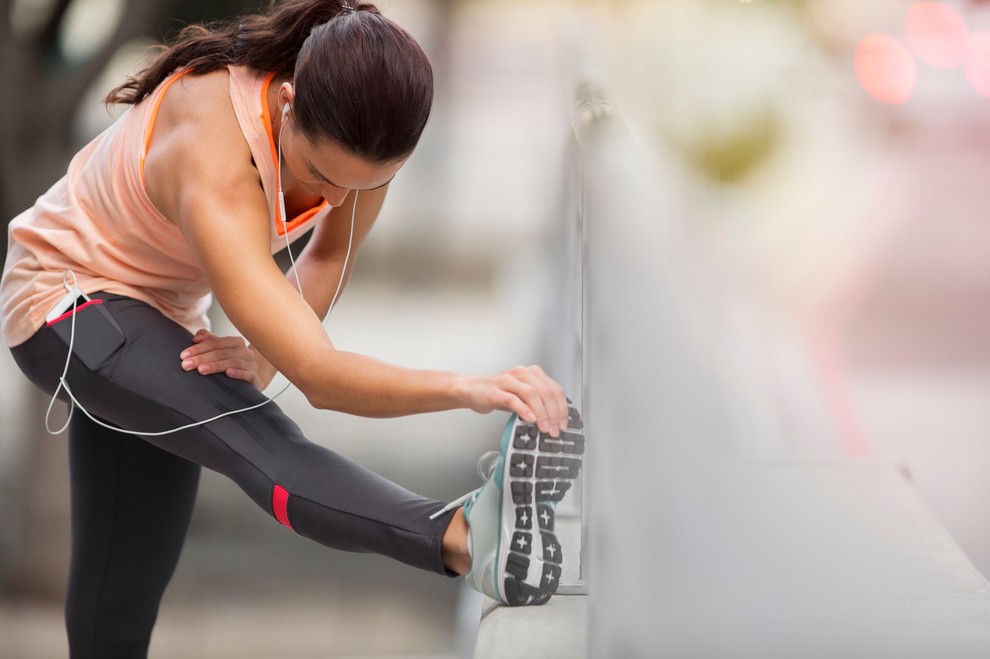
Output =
[{"x1": 46, "y1": 114, "x2": 357, "y2": 437}]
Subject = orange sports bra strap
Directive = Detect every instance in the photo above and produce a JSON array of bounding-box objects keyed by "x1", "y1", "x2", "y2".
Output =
[{"x1": 139, "y1": 69, "x2": 191, "y2": 185}]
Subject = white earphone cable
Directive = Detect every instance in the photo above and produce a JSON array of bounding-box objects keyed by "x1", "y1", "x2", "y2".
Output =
[{"x1": 44, "y1": 271, "x2": 80, "y2": 435}]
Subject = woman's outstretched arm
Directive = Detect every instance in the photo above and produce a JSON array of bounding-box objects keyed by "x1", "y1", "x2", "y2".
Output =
[{"x1": 143, "y1": 71, "x2": 569, "y2": 435}]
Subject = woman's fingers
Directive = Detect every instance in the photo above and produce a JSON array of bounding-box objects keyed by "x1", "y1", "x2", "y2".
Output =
[
  {"x1": 472, "y1": 366, "x2": 569, "y2": 437},
  {"x1": 221, "y1": 366, "x2": 260, "y2": 387},
  {"x1": 509, "y1": 365, "x2": 568, "y2": 434},
  {"x1": 179, "y1": 330, "x2": 257, "y2": 377},
  {"x1": 196, "y1": 356, "x2": 257, "y2": 375},
  {"x1": 190, "y1": 328, "x2": 212, "y2": 343},
  {"x1": 524, "y1": 366, "x2": 567, "y2": 437},
  {"x1": 181, "y1": 332, "x2": 245, "y2": 363}
]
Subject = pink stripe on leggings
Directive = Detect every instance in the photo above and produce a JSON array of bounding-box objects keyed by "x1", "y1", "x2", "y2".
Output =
[{"x1": 272, "y1": 484, "x2": 293, "y2": 529}]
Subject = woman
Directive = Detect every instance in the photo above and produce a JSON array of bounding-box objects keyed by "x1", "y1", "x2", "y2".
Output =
[{"x1": 1, "y1": 0, "x2": 584, "y2": 656}]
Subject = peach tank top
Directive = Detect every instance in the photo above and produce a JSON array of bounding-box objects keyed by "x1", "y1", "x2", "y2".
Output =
[{"x1": 1, "y1": 65, "x2": 327, "y2": 347}]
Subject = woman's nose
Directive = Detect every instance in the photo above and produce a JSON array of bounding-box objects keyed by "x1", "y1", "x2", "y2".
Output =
[{"x1": 323, "y1": 185, "x2": 350, "y2": 208}]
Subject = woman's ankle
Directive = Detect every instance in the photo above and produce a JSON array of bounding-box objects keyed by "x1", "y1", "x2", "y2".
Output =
[{"x1": 441, "y1": 508, "x2": 471, "y2": 575}]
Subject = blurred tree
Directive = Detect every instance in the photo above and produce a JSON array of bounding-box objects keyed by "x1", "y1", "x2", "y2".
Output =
[
  {"x1": 675, "y1": 110, "x2": 781, "y2": 185},
  {"x1": 0, "y1": 0, "x2": 260, "y2": 600}
]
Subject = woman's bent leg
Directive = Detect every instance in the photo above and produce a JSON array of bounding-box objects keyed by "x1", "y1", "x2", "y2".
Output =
[{"x1": 65, "y1": 412, "x2": 200, "y2": 659}]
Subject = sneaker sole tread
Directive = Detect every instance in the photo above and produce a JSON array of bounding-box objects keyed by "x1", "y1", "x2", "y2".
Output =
[{"x1": 498, "y1": 405, "x2": 584, "y2": 606}]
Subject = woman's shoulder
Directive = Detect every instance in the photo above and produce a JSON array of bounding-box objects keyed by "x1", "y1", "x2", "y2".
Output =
[
  {"x1": 159, "y1": 66, "x2": 272, "y2": 138},
  {"x1": 151, "y1": 67, "x2": 249, "y2": 165},
  {"x1": 142, "y1": 67, "x2": 264, "y2": 222},
  {"x1": 166, "y1": 68, "x2": 232, "y2": 107}
]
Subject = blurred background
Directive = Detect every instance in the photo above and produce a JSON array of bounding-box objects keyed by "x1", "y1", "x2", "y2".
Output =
[{"x1": 5, "y1": 0, "x2": 990, "y2": 656}]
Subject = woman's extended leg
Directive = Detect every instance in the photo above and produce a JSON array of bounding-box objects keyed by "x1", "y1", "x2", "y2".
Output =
[
  {"x1": 11, "y1": 294, "x2": 458, "y2": 580},
  {"x1": 65, "y1": 412, "x2": 200, "y2": 659}
]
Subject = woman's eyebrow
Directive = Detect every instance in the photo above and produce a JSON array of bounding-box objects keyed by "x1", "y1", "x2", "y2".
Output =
[{"x1": 307, "y1": 161, "x2": 395, "y2": 191}]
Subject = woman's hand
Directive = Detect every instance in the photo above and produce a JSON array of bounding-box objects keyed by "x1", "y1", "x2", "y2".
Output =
[
  {"x1": 459, "y1": 365, "x2": 571, "y2": 437},
  {"x1": 179, "y1": 329, "x2": 277, "y2": 391}
]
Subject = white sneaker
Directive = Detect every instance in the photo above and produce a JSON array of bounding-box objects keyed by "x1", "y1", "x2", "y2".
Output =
[{"x1": 434, "y1": 405, "x2": 584, "y2": 606}]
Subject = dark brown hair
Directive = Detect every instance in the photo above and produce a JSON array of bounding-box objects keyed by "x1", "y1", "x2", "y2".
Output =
[{"x1": 107, "y1": 0, "x2": 433, "y2": 164}]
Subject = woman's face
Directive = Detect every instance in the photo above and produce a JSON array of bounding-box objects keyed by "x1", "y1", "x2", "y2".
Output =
[{"x1": 279, "y1": 117, "x2": 405, "y2": 207}]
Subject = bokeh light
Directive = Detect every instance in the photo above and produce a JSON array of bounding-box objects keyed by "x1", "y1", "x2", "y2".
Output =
[
  {"x1": 965, "y1": 31, "x2": 990, "y2": 98},
  {"x1": 855, "y1": 34, "x2": 918, "y2": 104},
  {"x1": 904, "y1": 2, "x2": 969, "y2": 68}
]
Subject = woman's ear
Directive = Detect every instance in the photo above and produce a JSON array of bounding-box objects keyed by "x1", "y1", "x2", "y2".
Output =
[{"x1": 278, "y1": 82, "x2": 295, "y2": 116}]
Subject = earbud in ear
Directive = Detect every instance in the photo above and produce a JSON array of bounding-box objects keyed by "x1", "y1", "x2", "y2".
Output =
[{"x1": 282, "y1": 103, "x2": 291, "y2": 119}]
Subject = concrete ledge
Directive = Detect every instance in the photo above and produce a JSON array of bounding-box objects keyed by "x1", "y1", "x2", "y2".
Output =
[
  {"x1": 591, "y1": 459, "x2": 990, "y2": 657},
  {"x1": 474, "y1": 460, "x2": 990, "y2": 658},
  {"x1": 475, "y1": 595, "x2": 587, "y2": 658}
]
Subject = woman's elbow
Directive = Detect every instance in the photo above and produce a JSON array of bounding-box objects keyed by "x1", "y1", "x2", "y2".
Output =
[
  {"x1": 300, "y1": 384, "x2": 332, "y2": 410},
  {"x1": 286, "y1": 362, "x2": 334, "y2": 411},
  {"x1": 298, "y1": 377, "x2": 337, "y2": 411}
]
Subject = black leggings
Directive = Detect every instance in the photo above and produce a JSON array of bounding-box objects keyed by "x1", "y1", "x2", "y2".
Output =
[{"x1": 10, "y1": 293, "x2": 456, "y2": 659}]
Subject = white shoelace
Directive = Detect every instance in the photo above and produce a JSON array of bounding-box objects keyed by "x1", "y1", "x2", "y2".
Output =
[{"x1": 428, "y1": 450, "x2": 499, "y2": 520}]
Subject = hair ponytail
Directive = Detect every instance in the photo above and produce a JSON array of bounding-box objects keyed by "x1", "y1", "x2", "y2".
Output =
[
  {"x1": 107, "y1": 0, "x2": 433, "y2": 163},
  {"x1": 107, "y1": 1, "x2": 363, "y2": 104}
]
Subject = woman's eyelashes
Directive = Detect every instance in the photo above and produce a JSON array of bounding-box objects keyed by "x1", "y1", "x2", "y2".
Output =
[{"x1": 308, "y1": 165, "x2": 327, "y2": 184}]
